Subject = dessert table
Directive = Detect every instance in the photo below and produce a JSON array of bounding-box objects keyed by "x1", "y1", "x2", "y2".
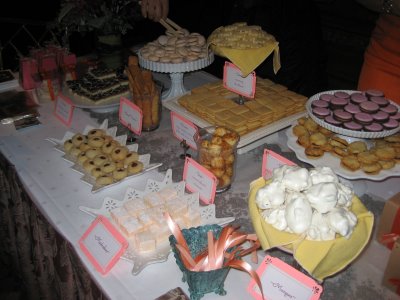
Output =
[{"x1": 0, "y1": 70, "x2": 399, "y2": 300}]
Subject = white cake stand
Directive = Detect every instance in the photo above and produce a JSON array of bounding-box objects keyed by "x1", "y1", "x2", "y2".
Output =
[{"x1": 138, "y1": 52, "x2": 214, "y2": 100}]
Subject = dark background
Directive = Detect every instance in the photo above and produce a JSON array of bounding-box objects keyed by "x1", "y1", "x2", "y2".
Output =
[{"x1": 0, "y1": 0, "x2": 379, "y2": 96}]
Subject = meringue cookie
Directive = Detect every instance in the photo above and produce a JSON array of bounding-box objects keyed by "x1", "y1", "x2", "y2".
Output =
[
  {"x1": 327, "y1": 207, "x2": 357, "y2": 238},
  {"x1": 281, "y1": 166, "x2": 311, "y2": 192},
  {"x1": 255, "y1": 180, "x2": 286, "y2": 209},
  {"x1": 336, "y1": 182, "x2": 354, "y2": 207},
  {"x1": 285, "y1": 193, "x2": 312, "y2": 234},
  {"x1": 262, "y1": 208, "x2": 287, "y2": 231},
  {"x1": 272, "y1": 165, "x2": 294, "y2": 182},
  {"x1": 307, "y1": 211, "x2": 336, "y2": 241},
  {"x1": 305, "y1": 182, "x2": 338, "y2": 213},
  {"x1": 309, "y1": 166, "x2": 339, "y2": 185}
]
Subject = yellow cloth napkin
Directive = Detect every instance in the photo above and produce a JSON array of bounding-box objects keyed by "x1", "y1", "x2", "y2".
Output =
[
  {"x1": 209, "y1": 43, "x2": 281, "y2": 78},
  {"x1": 248, "y1": 177, "x2": 374, "y2": 282}
]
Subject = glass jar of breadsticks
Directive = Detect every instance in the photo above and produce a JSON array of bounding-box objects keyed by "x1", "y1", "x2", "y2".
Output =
[
  {"x1": 127, "y1": 57, "x2": 161, "y2": 131},
  {"x1": 194, "y1": 126, "x2": 240, "y2": 193}
]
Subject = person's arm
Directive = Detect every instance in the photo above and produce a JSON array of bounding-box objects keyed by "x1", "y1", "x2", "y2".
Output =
[
  {"x1": 355, "y1": 0, "x2": 400, "y2": 16},
  {"x1": 140, "y1": 0, "x2": 169, "y2": 22}
]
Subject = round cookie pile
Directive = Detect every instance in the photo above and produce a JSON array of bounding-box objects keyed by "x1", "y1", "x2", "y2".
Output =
[
  {"x1": 63, "y1": 129, "x2": 144, "y2": 186},
  {"x1": 196, "y1": 126, "x2": 240, "y2": 189},
  {"x1": 292, "y1": 116, "x2": 400, "y2": 175},
  {"x1": 139, "y1": 31, "x2": 209, "y2": 63},
  {"x1": 207, "y1": 22, "x2": 277, "y2": 50},
  {"x1": 311, "y1": 90, "x2": 400, "y2": 132}
]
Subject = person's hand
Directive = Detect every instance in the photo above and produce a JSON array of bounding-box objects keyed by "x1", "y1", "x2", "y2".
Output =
[{"x1": 140, "y1": 0, "x2": 169, "y2": 22}]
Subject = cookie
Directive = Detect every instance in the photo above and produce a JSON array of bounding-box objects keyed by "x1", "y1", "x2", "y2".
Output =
[
  {"x1": 292, "y1": 124, "x2": 308, "y2": 137},
  {"x1": 357, "y1": 151, "x2": 378, "y2": 164},
  {"x1": 124, "y1": 151, "x2": 139, "y2": 165},
  {"x1": 127, "y1": 161, "x2": 144, "y2": 175},
  {"x1": 101, "y1": 141, "x2": 118, "y2": 155},
  {"x1": 88, "y1": 136, "x2": 105, "y2": 148},
  {"x1": 378, "y1": 160, "x2": 396, "y2": 170},
  {"x1": 91, "y1": 167, "x2": 104, "y2": 178},
  {"x1": 71, "y1": 133, "x2": 87, "y2": 147},
  {"x1": 79, "y1": 141, "x2": 91, "y2": 151},
  {"x1": 364, "y1": 123, "x2": 383, "y2": 132},
  {"x1": 354, "y1": 112, "x2": 373, "y2": 126},
  {"x1": 63, "y1": 139, "x2": 74, "y2": 153},
  {"x1": 87, "y1": 129, "x2": 106, "y2": 138},
  {"x1": 96, "y1": 174, "x2": 113, "y2": 186},
  {"x1": 312, "y1": 107, "x2": 330, "y2": 119},
  {"x1": 330, "y1": 136, "x2": 348, "y2": 149},
  {"x1": 101, "y1": 161, "x2": 117, "y2": 173},
  {"x1": 340, "y1": 155, "x2": 361, "y2": 171},
  {"x1": 83, "y1": 159, "x2": 96, "y2": 173},
  {"x1": 297, "y1": 134, "x2": 311, "y2": 148},
  {"x1": 113, "y1": 167, "x2": 128, "y2": 181},
  {"x1": 347, "y1": 141, "x2": 367, "y2": 155},
  {"x1": 305, "y1": 146, "x2": 324, "y2": 159},
  {"x1": 93, "y1": 154, "x2": 109, "y2": 166},
  {"x1": 375, "y1": 147, "x2": 396, "y2": 160},
  {"x1": 370, "y1": 96, "x2": 389, "y2": 107},
  {"x1": 350, "y1": 93, "x2": 368, "y2": 105},
  {"x1": 359, "y1": 101, "x2": 380, "y2": 114},
  {"x1": 332, "y1": 146, "x2": 348, "y2": 158},
  {"x1": 77, "y1": 151, "x2": 89, "y2": 165},
  {"x1": 111, "y1": 146, "x2": 129, "y2": 162},
  {"x1": 310, "y1": 132, "x2": 328, "y2": 146},
  {"x1": 333, "y1": 109, "x2": 352, "y2": 123},
  {"x1": 69, "y1": 146, "x2": 82, "y2": 158},
  {"x1": 362, "y1": 162, "x2": 382, "y2": 174},
  {"x1": 85, "y1": 148, "x2": 101, "y2": 160}
]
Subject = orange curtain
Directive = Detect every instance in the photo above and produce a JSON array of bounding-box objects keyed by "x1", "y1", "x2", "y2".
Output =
[{"x1": 358, "y1": 14, "x2": 400, "y2": 104}]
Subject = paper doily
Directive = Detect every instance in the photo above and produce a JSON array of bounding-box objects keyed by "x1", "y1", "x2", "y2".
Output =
[
  {"x1": 47, "y1": 119, "x2": 162, "y2": 193},
  {"x1": 79, "y1": 169, "x2": 235, "y2": 275}
]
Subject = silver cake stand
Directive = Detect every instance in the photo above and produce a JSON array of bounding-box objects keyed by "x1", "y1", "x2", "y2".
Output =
[{"x1": 138, "y1": 52, "x2": 214, "y2": 100}]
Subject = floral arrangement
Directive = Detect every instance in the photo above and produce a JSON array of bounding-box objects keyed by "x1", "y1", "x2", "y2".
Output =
[{"x1": 54, "y1": 0, "x2": 142, "y2": 36}]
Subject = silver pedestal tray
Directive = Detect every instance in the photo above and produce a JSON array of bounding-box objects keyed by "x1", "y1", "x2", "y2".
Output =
[{"x1": 138, "y1": 52, "x2": 214, "y2": 100}]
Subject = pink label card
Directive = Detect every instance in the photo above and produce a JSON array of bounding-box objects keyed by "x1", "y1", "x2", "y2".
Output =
[
  {"x1": 79, "y1": 215, "x2": 129, "y2": 275},
  {"x1": 183, "y1": 157, "x2": 217, "y2": 205},
  {"x1": 247, "y1": 255, "x2": 323, "y2": 300},
  {"x1": 171, "y1": 111, "x2": 198, "y2": 150},
  {"x1": 119, "y1": 97, "x2": 142, "y2": 135},
  {"x1": 54, "y1": 93, "x2": 74, "y2": 127},
  {"x1": 223, "y1": 61, "x2": 256, "y2": 98},
  {"x1": 262, "y1": 149, "x2": 297, "y2": 179}
]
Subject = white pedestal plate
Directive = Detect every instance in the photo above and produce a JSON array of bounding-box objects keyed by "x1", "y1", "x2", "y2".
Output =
[{"x1": 138, "y1": 52, "x2": 214, "y2": 100}]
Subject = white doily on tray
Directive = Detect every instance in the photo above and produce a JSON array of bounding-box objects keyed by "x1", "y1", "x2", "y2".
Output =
[
  {"x1": 46, "y1": 119, "x2": 162, "y2": 193},
  {"x1": 78, "y1": 169, "x2": 235, "y2": 275}
]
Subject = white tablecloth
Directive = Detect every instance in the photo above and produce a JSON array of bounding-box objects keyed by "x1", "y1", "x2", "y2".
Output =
[{"x1": 1, "y1": 70, "x2": 399, "y2": 300}]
